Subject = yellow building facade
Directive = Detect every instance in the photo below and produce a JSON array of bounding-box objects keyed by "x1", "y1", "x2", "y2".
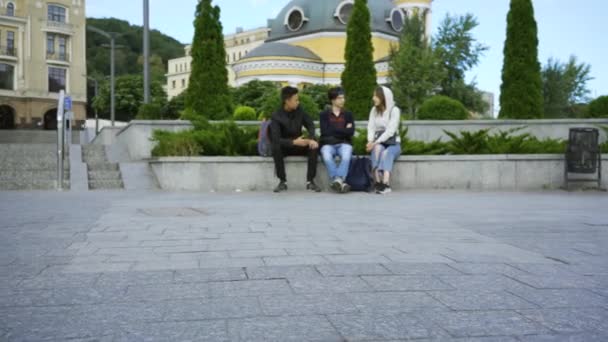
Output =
[
  {"x1": 233, "y1": 0, "x2": 432, "y2": 87},
  {"x1": 0, "y1": 0, "x2": 87, "y2": 130}
]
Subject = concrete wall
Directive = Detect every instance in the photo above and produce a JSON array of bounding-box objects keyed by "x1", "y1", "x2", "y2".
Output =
[
  {"x1": 150, "y1": 155, "x2": 608, "y2": 192},
  {"x1": 114, "y1": 120, "x2": 193, "y2": 160},
  {"x1": 402, "y1": 119, "x2": 608, "y2": 142},
  {"x1": 99, "y1": 119, "x2": 608, "y2": 162},
  {"x1": 90, "y1": 126, "x2": 124, "y2": 146}
]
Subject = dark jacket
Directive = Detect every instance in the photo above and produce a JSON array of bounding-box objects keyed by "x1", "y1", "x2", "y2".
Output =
[
  {"x1": 270, "y1": 107, "x2": 316, "y2": 148},
  {"x1": 319, "y1": 109, "x2": 355, "y2": 145}
]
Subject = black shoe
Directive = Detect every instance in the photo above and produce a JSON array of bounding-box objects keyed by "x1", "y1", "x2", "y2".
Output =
[
  {"x1": 374, "y1": 182, "x2": 384, "y2": 193},
  {"x1": 378, "y1": 184, "x2": 392, "y2": 195},
  {"x1": 340, "y1": 182, "x2": 351, "y2": 194},
  {"x1": 375, "y1": 182, "x2": 386, "y2": 194},
  {"x1": 274, "y1": 182, "x2": 287, "y2": 193},
  {"x1": 306, "y1": 181, "x2": 322, "y2": 192}
]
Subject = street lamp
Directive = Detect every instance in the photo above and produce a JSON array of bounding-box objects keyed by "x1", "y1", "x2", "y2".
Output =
[
  {"x1": 143, "y1": 0, "x2": 150, "y2": 104},
  {"x1": 87, "y1": 25, "x2": 122, "y2": 127},
  {"x1": 84, "y1": 76, "x2": 99, "y2": 136}
]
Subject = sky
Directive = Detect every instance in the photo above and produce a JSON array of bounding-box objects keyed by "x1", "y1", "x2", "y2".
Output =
[{"x1": 87, "y1": 0, "x2": 608, "y2": 115}]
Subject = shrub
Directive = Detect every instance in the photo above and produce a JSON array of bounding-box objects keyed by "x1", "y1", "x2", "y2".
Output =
[
  {"x1": 587, "y1": 96, "x2": 608, "y2": 118},
  {"x1": 259, "y1": 90, "x2": 320, "y2": 120},
  {"x1": 233, "y1": 106, "x2": 257, "y2": 121},
  {"x1": 151, "y1": 130, "x2": 201, "y2": 157},
  {"x1": 136, "y1": 103, "x2": 163, "y2": 120},
  {"x1": 418, "y1": 96, "x2": 469, "y2": 120}
]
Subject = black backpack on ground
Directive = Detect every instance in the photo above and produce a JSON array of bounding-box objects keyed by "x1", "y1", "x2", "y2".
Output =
[{"x1": 346, "y1": 156, "x2": 374, "y2": 192}]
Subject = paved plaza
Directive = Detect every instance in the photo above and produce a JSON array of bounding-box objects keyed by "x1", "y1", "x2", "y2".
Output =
[{"x1": 1, "y1": 190, "x2": 607, "y2": 341}]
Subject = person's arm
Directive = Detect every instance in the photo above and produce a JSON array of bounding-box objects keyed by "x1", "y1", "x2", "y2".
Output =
[
  {"x1": 319, "y1": 112, "x2": 330, "y2": 138},
  {"x1": 367, "y1": 110, "x2": 376, "y2": 143},
  {"x1": 374, "y1": 107, "x2": 401, "y2": 144},
  {"x1": 303, "y1": 112, "x2": 316, "y2": 140},
  {"x1": 270, "y1": 115, "x2": 293, "y2": 148}
]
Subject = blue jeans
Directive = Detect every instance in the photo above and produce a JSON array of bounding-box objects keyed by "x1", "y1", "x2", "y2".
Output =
[
  {"x1": 371, "y1": 144, "x2": 401, "y2": 172},
  {"x1": 321, "y1": 143, "x2": 353, "y2": 180}
]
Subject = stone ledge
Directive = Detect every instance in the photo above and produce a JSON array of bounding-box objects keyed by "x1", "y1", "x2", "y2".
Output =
[{"x1": 149, "y1": 154, "x2": 608, "y2": 192}]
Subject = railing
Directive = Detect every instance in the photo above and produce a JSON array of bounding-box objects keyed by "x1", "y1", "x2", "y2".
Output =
[
  {"x1": 0, "y1": 46, "x2": 16, "y2": 57},
  {"x1": 46, "y1": 20, "x2": 73, "y2": 30},
  {"x1": 46, "y1": 51, "x2": 69, "y2": 62}
]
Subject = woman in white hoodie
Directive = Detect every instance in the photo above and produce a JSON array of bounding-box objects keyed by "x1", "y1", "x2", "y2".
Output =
[{"x1": 366, "y1": 86, "x2": 401, "y2": 194}]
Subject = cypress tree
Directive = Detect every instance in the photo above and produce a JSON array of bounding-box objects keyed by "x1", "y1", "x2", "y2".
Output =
[
  {"x1": 341, "y1": 0, "x2": 377, "y2": 120},
  {"x1": 499, "y1": 0, "x2": 543, "y2": 119},
  {"x1": 186, "y1": 0, "x2": 232, "y2": 120}
]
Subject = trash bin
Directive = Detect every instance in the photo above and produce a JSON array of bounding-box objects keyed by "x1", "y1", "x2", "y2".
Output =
[{"x1": 564, "y1": 128, "x2": 602, "y2": 189}]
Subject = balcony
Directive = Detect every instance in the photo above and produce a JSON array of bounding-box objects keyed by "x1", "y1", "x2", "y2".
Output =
[
  {"x1": 0, "y1": 46, "x2": 16, "y2": 57},
  {"x1": 42, "y1": 20, "x2": 74, "y2": 35},
  {"x1": 46, "y1": 51, "x2": 70, "y2": 63}
]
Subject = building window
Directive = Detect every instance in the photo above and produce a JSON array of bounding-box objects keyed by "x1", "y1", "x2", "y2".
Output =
[
  {"x1": 0, "y1": 63, "x2": 14, "y2": 90},
  {"x1": 172, "y1": 80, "x2": 176, "y2": 89},
  {"x1": 48, "y1": 67, "x2": 66, "y2": 93},
  {"x1": 175, "y1": 65, "x2": 178, "y2": 73},
  {"x1": 233, "y1": 53, "x2": 236, "y2": 61},
  {"x1": 58, "y1": 36, "x2": 66, "y2": 60},
  {"x1": 335, "y1": 1, "x2": 354, "y2": 25},
  {"x1": 239, "y1": 51, "x2": 242, "y2": 59},
  {"x1": 6, "y1": 31, "x2": 14, "y2": 56},
  {"x1": 388, "y1": 8, "x2": 405, "y2": 32},
  {"x1": 48, "y1": 5, "x2": 66, "y2": 23},
  {"x1": 181, "y1": 79, "x2": 185, "y2": 88},
  {"x1": 6, "y1": 3, "x2": 14, "y2": 17},
  {"x1": 47, "y1": 33, "x2": 55, "y2": 55},
  {"x1": 286, "y1": 7, "x2": 307, "y2": 32}
]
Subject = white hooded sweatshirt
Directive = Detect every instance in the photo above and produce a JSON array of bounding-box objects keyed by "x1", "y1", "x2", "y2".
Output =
[{"x1": 367, "y1": 86, "x2": 401, "y2": 144}]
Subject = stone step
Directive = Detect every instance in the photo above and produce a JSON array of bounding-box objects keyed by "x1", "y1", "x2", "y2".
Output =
[
  {"x1": 88, "y1": 170, "x2": 122, "y2": 180},
  {"x1": 0, "y1": 180, "x2": 70, "y2": 190},
  {"x1": 88, "y1": 179, "x2": 123, "y2": 190},
  {"x1": 86, "y1": 163, "x2": 120, "y2": 172}
]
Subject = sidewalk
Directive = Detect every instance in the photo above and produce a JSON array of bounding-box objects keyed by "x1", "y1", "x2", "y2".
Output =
[{"x1": 1, "y1": 190, "x2": 607, "y2": 341}]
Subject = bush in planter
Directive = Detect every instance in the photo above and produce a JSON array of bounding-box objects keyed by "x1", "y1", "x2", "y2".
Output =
[
  {"x1": 233, "y1": 106, "x2": 257, "y2": 121},
  {"x1": 136, "y1": 103, "x2": 163, "y2": 120},
  {"x1": 151, "y1": 130, "x2": 201, "y2": 157},
  {"x1": 418, "y1": 96, "x2": 469, "y2": 120},
  {"x1": 259, "y1": 90, "x2": 320, "y2": 120},
  {"x1": 586, "y1": 96, "x2": 608, "y2": 118}
]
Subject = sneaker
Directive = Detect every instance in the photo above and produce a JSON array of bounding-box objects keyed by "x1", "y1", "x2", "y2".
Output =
[
  {"x1": 273, "y1": 182, "x2": 288, "y2": 193},
  {"x1": 330, "y1": 178, "x2": 342, "y2": 193},
  {"x1": 378, "y1": 185, "x2": 392, "y2": 195},
  {"x1": 306, "y1": 181, "x2": 322, "y2": 192},
  {"x1": 374, "y1": 182, "x2": 385, "y2": 194},
  {"x1": 340, "y1": 182, "x2": 351, "y2": 194}
]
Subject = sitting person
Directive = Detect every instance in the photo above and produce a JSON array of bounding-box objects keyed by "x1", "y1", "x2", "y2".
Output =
[
  {"x1": 366, "y1": 86, "x2": 402, "y2": 195},
  {"x1": 270, "y1": 86, "x2": 321, "y2": 193},
  {"x1": 319, "y1": 87, "x2": 355, "y2": 193}
]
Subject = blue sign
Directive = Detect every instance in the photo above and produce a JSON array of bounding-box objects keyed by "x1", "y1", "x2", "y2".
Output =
[{"x1": 64, "y1": 96, "x2": 72, "y2": 111}]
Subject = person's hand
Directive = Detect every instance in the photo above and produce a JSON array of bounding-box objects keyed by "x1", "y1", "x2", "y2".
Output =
[
  {"x1": 346, "y1": 123, "x2": 353, "y2": 129},
  {"x1": 308, "y1": 140, "x2": 319, "y2": 150},
  {"x1": 293, "y1": 138, "x2": 308, "y2": 147},
  {"x1": 366, "y1": 142, "x2": 376, "y2": 152}
]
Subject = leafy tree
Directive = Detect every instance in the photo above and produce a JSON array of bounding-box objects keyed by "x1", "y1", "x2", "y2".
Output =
[
  {"x1": 186, "y1": 0, "x2": 232, "y2": 120},
  {"x1": 499, "y1": 0, "x2": 543, "y2": 119},
  {"x1": 342, "y1": 0, "x2": 377, "y2": 119},
  {"x1": 542, "y1": 56, "x2": 593, "y2": 118}
]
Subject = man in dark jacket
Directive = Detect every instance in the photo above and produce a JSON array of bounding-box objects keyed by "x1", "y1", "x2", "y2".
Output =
[
  {"x1": 319, "y1": 87, "x2": 355, "y2": 193},
  {"x1": 270, "y1": 86, "x2": 321, "y2": 193}
]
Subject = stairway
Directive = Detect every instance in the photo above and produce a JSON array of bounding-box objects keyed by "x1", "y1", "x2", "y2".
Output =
[
  {"x1": 82, "y1": 145, "x2": 124, "y2": 190},
  {"x1": 0, "y1": 144, "x2": 69, "y2": 190}
]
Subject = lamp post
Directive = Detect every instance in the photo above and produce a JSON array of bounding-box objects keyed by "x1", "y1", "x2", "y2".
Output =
[
  {"x1": 85, "y1": 76, "x2": 99, "y2": 135},
  {"x1": 143, "y1": 0, "x2": 150, "y2": 104},
  {"x1": 87, "y1": 25, "x2": 121, "y2": 127}
]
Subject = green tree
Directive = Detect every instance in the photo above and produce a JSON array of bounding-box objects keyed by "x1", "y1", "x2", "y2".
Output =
[
  {"x1": 161, "y1": 92, "x2": 186, "y2": 120},
  {"x1": 233, "y1": 106, "x2": 257, "y2": 121},
  {"x1": 499, "y1": 0, "x2": 543, "y2": 119},
  {"x1": 542, "y1": 56, "x2": 593, "y2": 118},
  {"x1": 586, "y1": 96, "x2": 608, "y2": 118},
  {"x1": 433, "y1": 14, "x2": 489, "y2": 114},
  {"x1": 390, "y1": 14, "x2": 444, "y2": 119},
  {"x1": 232, "y1": 80, "x2": 279, "y2": 113},
  {"x1": 341, "y1": 0, "x2": 377, "y2": 120},
  {"x1": 259, "y1": 90, "x2": 320, "y2": 121},
  {"x1": 92, "y1": 74, "x2": 166, "y2": 122},
  {"x1": 417, "y1": 95, "x2": 469, "y2": 120},
  {"x1": 302, "y1": 84, "x2": 333, "y2": 114},
  {"x1": 186, "y1": 0, "x2": 232, "y2": 120}
]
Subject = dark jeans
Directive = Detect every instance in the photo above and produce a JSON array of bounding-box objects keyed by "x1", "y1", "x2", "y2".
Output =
[{"x1": 272, "y1": 144, "x2": 318, "y2": 183}]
